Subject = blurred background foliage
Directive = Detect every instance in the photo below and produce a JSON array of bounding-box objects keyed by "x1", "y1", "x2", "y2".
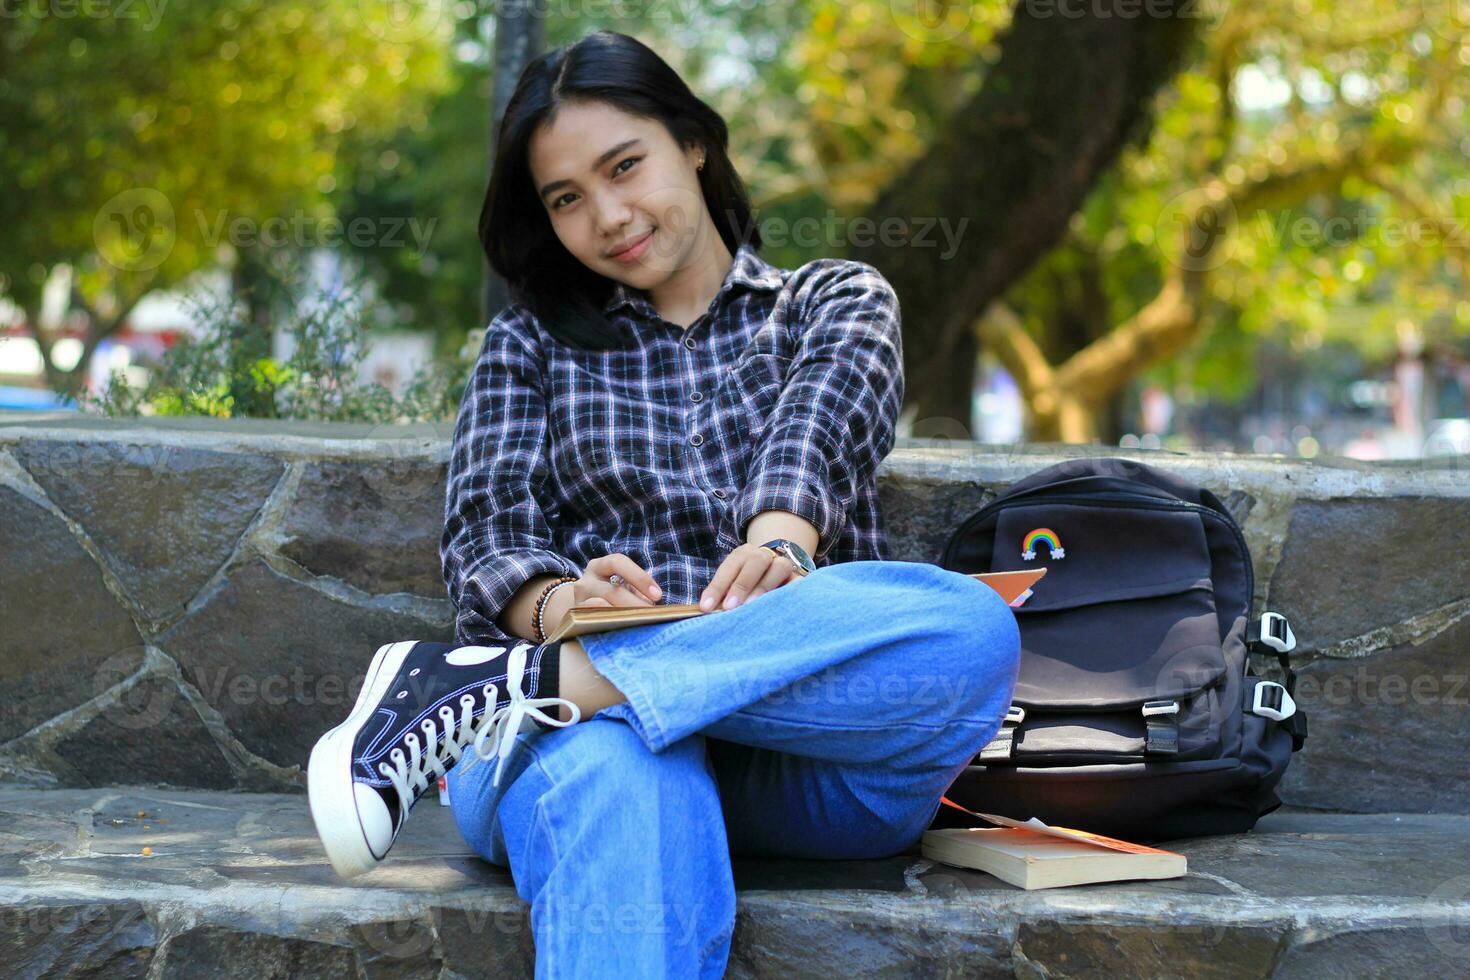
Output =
[
  {"x1": 1, "y1": 0, "x2": 450, "y2": 395},
  {"x1": 2, "y1": 0, "x2": 1467, "y2": 456}
]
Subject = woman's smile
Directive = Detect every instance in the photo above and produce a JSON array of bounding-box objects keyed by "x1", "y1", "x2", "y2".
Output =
[{"x1": 608, "y1": 228, "x2": 655, "y2": 263}]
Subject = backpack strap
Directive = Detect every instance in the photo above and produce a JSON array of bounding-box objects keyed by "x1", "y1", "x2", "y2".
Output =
[
  {"x1": 979, "y1": 702, "x2": 1186, "y2": 759},
  {"x1": 976, "y1": 704, "x2": 1025, "y2": 762}
]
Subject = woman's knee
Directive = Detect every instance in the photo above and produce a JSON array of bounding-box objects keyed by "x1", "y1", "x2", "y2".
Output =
[
  {"x1": 816, "y1": 560, "x2": 1021, "y2": 718},
  {"x1": 944, "y1": 566, "x2": 1020, "y2": 648},
  {"x1": 922, "y1": 568, "x2": 1022, "y2": 717}
]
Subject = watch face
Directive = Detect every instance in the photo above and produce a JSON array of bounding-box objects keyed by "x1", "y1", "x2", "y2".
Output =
[
  {"x1": 760, "y1": 538, "x2": 815, "y2": 574},
  {"x1": 784, "y1": 541, "x2": 816, "y2": 574}
]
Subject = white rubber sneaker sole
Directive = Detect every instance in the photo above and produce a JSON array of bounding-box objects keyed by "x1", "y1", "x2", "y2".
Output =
[{"x1": 307, "y1": 640, "x2": 419, "y2": 879}]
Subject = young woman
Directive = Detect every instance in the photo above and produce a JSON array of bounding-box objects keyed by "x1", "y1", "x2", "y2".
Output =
[{"x1": 307, "y1": 29, "x2": 1021, "y2": 977}]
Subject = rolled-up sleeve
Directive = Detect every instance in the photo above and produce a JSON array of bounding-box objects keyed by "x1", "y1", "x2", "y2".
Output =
[
  {"x1": 730, "y1": 261, "x2": 904, "y2": 560},
  {"x1": 441, "y1": 310, "x2": 582, "y2": 644}
]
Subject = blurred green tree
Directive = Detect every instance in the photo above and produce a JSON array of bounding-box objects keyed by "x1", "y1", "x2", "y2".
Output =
[
  {"x1": 0, "y1": 0, "x2": 450, "y2": 395},
  {"x1": 987, "y1": 0, "x2": 1470, "y2": 440},
  {"x1": 731, "y1": 0, "x2": 1468, "y2": 440},
  {"x1": 765, "y1": 0, "x2": 1203, "y2": 438}
]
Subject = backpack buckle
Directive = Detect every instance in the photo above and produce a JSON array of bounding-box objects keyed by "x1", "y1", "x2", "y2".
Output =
[
  {"x1": 1249, "y1": 611, "x2": 1302, "y2": 698},
  {"x1": 975, "y1": 705, "x2": 1027, "y2": 764},
  {"x1": 1141, "y1": 700, "x2": 1180, "y2": 754},
  {"x1": 1257, "y1": 612, "x2": 1297, "y2": 654},
  {"x1": 1251, "y1": 681, "x2": 1297, "y2": 722}
]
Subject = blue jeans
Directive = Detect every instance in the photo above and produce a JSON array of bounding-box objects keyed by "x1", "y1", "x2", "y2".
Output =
[{"x1": 445, "y1": 559, "x2": 1021, "y2": 978}]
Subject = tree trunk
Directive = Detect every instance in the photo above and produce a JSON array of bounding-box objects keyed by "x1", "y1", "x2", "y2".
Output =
[
  {"x1": 482, "y1": 5, "x2": 543, "y2": 323},
  {"x1": 854, "y1": 0, "x2": 1200, "y2": 431},
  {"x1": 230, "y1": 252, "x2": 278, "y2": 417},
  {"x1": 31, "y1": 282, "x2": 149, "y2": 401},
  {"x1": 906, "y1": 329, "x2": 978, "y2": 441}
]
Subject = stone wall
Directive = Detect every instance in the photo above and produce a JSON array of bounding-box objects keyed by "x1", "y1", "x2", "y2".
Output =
[{"x1": 0, "y1": 416, "x2": 1465, "y2": 812}]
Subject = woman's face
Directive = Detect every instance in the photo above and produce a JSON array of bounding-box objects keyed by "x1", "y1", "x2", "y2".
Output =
[{"x1": 528, "y1": 99, "x2": 709, "y2": 289}]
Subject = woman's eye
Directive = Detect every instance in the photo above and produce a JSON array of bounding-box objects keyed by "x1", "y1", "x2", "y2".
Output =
[{"x1": 552, "y1": 158, "x2": 641, "y2": 211}]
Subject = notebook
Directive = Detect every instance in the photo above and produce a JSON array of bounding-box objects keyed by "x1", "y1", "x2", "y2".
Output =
[{"x1": 543, "y1": 568, "x2": 1046, "y2": 643}]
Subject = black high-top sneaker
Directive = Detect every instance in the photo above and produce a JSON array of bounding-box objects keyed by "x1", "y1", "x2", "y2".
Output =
[{"x1": 307, "y1": 638, "x2": 580, "y2": 878}]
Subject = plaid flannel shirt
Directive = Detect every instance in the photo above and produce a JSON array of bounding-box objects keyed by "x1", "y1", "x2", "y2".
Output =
[{"x1": 440, "y1": 242, "x2": 904, "y2": 645}]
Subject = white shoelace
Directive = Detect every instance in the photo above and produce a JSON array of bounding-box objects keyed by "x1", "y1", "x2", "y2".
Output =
[{"x1": 378, "y1": 643, "x2": 582, "y2": 814}]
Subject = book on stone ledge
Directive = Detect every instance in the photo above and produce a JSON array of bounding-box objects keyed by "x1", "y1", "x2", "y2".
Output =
[
  {"x1": 544, "y1": 568, "x2": 1046, "y2": 643},
  {"x1": 922, "y1": 798, "x2": 1188, "y2": 890}
]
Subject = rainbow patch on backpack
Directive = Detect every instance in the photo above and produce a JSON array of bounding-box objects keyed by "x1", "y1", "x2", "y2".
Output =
[{"x1": 1021, "y1": 528, "x2": 1064, "y2": 561}]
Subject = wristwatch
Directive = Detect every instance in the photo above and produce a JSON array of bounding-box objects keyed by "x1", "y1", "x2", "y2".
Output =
[{"x1": 759, "y1": 538, "x2": 816, "y2": 577}]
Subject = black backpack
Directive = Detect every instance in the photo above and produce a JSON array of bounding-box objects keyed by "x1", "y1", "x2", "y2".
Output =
[{"x1": 935, "y1": 457, "x2": 1309, "y2": 843}]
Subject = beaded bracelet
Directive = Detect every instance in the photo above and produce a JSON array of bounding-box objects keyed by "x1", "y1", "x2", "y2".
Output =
[{"x1": 533, "y1": 575, "x2": 578, "y2": 643}]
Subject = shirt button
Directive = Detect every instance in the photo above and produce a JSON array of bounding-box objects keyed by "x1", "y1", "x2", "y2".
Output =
[
  {"x1": 690, "y1": 433, "x2": 703, "y2": 446},
  {"x1": 683, "y1": 337, "x2": 697, "y2": 350},
  {"x1": 690, "y1": 391, "x2": 703, "y2": 403},
  {"x1": 712, "y1": 488, "x2": 727, "y2": 499}
]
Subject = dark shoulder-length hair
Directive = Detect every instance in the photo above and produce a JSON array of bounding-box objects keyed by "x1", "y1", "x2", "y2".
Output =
[{"x1": 478, "y1": 30, "x2": 762, "y2": 350}]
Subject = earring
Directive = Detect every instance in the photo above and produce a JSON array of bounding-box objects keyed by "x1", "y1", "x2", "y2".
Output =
[{"x1": 697, "y1": 157, "x2": 705, "y2": 171}]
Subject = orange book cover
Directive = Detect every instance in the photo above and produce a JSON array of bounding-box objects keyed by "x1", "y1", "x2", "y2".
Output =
[{"x1": 937, "y1": 796, "x2": 1184, "y2": 857}]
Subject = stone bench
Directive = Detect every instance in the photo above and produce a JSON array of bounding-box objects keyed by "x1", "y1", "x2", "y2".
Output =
[
  {"x1": 0, "y1": 786, "x2": 1465, "y2": 977},
  {"x1": 0, "y1": 416, "x2": 1467, "y2": 976}
]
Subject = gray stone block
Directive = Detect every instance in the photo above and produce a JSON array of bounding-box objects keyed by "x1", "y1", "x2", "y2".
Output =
[
  {"x1": 432, "y1": 906, "x2": 537, "y2": 979},
  {"x1": 1269, "y1": 497, "x2": 1470, "y2": 653},
  {"x1": 1277, "y1": 616, "x2": 1470, "y2": 813},
  {"x1": 278, "y1": 458, "x2": 449, "y2": 598},
  {"x1": 0, "y1": 487, "x2": 142, "y2": 742},
  {"x1": 0, "y1": 901, "x2": 154, "y2": 978},
  {"x1": 1271, "y1": 924, "x2": 1470, "y2": 978},
  {"x1": 157, "y1": 925, "x2": 356, "y2": 979},
  {"x1": 349, "y1": 919, "x2": 444, "y2": 980},
  {"x1": 159, "y1": 559, "x2": 452, "y2": 770},
  {"x1": 1012, "y1": 919, "x2": 1289, "y2": 978},
  {"x1": 14, "y1": 440, "x2": 284, "y2": 628},
  {"x1": 49, "y1": 677, "x2": 236, "y2": 790}
]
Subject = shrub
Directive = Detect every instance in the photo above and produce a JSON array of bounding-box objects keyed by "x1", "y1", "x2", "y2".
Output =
[{"x1": 85, "y1": 257, "x2": 474, "y2": 423}]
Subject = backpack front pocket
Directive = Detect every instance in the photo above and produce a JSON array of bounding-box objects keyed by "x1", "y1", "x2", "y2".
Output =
[
  {"x1": 986, "y1": 501, "x2": 1229, "y2": 761},
  {"x1": 1011, "y1": 581, "x2": 1226, "y2": 708}
]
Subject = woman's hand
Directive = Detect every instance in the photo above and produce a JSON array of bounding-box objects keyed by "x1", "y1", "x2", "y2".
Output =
[
  {"x1": 700, "y1": 543, "x2": 800, "y2": 612},
  {"x1": 541, "y1": 554, "x2": 661, "y2": 640},
  {"x1": 574, "y1": 553, "x2": 662, "y2": 608}
]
